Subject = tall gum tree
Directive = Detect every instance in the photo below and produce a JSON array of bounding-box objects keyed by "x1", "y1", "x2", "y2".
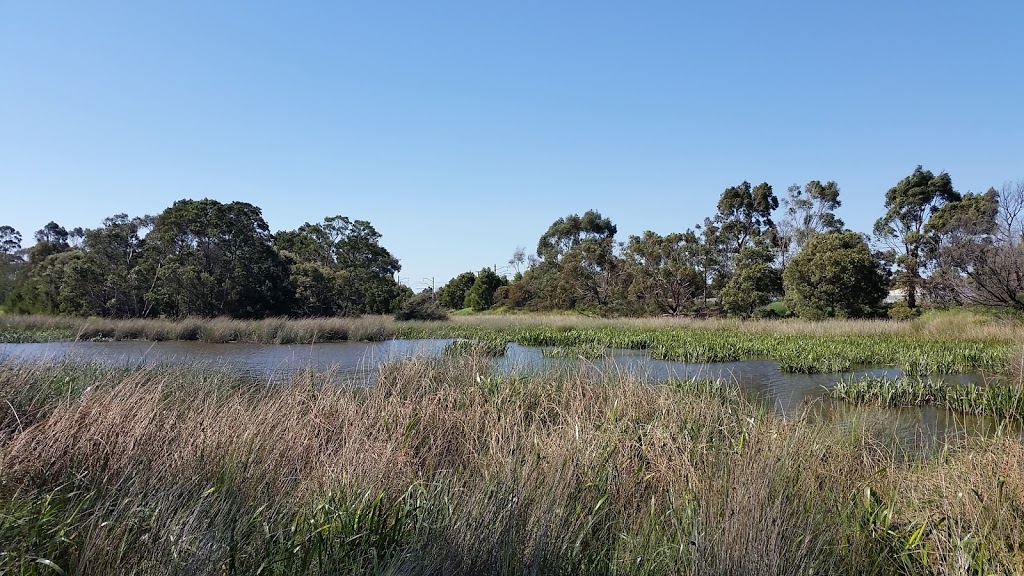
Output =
[
  {"x1": 777, "y1": 180, "x2": 844, "y2": 265},
  {"x1": 623, "y1": 231, "x2": 702, "y2": 315},
  {"x1": 714, "y1": 181, "x2": 779, "y2": 258},
  {"x1": 536, "y1": 210, "x2": 617, "y2": 264},
  {"x1": 873, "y1": 166, "x2": 960, "y2": 309}
]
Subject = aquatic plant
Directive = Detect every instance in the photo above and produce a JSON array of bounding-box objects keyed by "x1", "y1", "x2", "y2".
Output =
[
  {"x1": 831, "y1": 375, "x2": 1024, "y2": 421},
  {"x1": 442, "y1": 337, "x2": 508, "y2": 357}
]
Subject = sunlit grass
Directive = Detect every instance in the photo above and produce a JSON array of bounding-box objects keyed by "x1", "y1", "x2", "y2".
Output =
[{"x1": 1, "y1": 359, "x2": 1023, "y2": 574}]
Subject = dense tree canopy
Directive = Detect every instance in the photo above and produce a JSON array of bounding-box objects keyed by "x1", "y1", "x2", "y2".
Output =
[
  {"x1": 464, "y1": 268, "x2": 507, "y2": 311},
  {"x1": 536, "y1": 210, "x2": 617, "y2": 263},
  {"x1": 715, "y1": 181, "x2": 778, "y2": 257},
  {"x1": 146, "y1": 199, "x2": 292, "y2": 318},
  {"x1": 437, "y1": 271, "x2": 476, "y2": 310},
  {"x1": 3, "y1": 200, "x2": 407, "y2": 319},
  {"x1": 623, "y1": 231, "x2": 702, "y2": 315},
  {"x1": 719, "y1": 244, "x2": 782, "y2": 317},
  {"x1": 275, "y1": 216, "x2": 404, "y2": 316},
  {"x1": 783, "y1": 232, "x2": 887, "y2": 320}
]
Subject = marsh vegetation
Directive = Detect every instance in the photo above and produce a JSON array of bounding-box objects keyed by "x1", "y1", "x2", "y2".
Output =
[
  {"x1": 2, "y1": 357, "x2": 1024, "y2": 575},
  {"x1": 2, "y1": 311, "x2": 1017, "y2": 374}
]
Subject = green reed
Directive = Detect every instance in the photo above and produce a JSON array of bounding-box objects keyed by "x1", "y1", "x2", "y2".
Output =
[{"x1": 832, "y1": 375, "x2": 1024, "y2": 421}]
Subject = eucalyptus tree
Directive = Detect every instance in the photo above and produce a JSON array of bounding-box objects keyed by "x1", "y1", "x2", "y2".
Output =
[
  {"x1": 714, "y1": 181, "x2": 779, "y2": 258},
  {"x1": 536, "y1": 210, "x2": 617, "y2": 263},
  {"x1": 928, "y1": 182, "x2": 1024, "y2": 309},
  {"x1": 719, "y1": 243, "x2": 782, "y2": 317},
  {"x1": 686, "y1": 219, "x2": 727, "y2": 306},
  {"x1": 4, "y1": 222, "x2": 83, "y2": 313},
  {"x1": 0, "y1": 226, "x2": 21, "y2": 256},
  {"x1": 555, "y1": 236, "x2": 625, "y2": 313},
  {"x1": 27, "y1": 221, "x2": 82, "y2": 264},
  {"x1": 873, "y1": 166, "x2": 960, "y2": 308},
  {"x1": 623, "y1": 231, "x2": 702, "y2": 315},
  {"x1": 0, "y1": 226, "x2": 22, "y2": 305},
  {"x1": 528, "y1": 210, "x2": 622, "y2": 313},
  {"x1": 777, "y1": 180, "x2": 844, "y2": 265},
  {"x1": 74, "y1": 214, "x2": 159, "y2": 317}
]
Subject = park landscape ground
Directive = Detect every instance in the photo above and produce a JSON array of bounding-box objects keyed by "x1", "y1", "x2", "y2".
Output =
[{"x1": 1, "y1": 311, "x2": 1024, "y2": 574}]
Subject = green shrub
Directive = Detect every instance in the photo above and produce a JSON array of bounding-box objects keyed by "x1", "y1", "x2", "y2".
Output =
[{"x1": 887, "y1": 301, "x2": 920, "y2": 321}]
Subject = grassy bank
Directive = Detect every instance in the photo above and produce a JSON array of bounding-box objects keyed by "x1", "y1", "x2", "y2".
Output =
[
  {"x1": 1, "y1": 311, "x2": 1019, "y2": 374},
  {"x1": 2, "y1": 358, "x2": 1023, "y2": 574}
]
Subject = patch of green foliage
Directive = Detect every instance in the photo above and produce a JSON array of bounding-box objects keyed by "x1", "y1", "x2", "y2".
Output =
[
  {"x1": 399, "y1": 325, "x2": 1011, "y2": 375},
  {"x1": 442, "y1": 338, "x2": 508, "y2": 357},
  {"x1": 832, "y1": 375, "x2": 1024, "y2": 421},
  {"x1": 542, "y1": 342, "x2": 609, "y2": 359},
  {"x1": 0, "y1": 328, "x2": 74, "y2": 343}
]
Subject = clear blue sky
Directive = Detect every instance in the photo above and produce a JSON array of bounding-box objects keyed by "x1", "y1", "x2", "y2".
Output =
[{"x1": 3, "y1": 1, "x2": 1022, "y2": 289}]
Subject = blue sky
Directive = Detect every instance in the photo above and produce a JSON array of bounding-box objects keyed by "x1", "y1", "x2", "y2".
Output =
[{"x1": 2, "y1": 1, "x2": 1022, "y2": 289}]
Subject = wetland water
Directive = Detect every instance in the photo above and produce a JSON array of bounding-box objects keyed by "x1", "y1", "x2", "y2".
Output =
[{"x1": 1, "y1": 338, "x2": 1007, "y2": 448}]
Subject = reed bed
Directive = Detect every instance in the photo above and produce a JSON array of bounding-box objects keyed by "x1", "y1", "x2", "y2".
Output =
[
  {"x1": 541, "y1": 342, "x2": 610, "y2": 359},
  {"x1": 832, "y1": 375, "x2": 1024, "y2": 421},
  {"x1": 408, "y1": 325, "x2": 1012, "y2": 375},
  {"x1": 442, "y1": 337, "x2": 509, "y2": 357},
  {"x1": 2, "y1": 358, "x2": 1024, "y2": 574},
  {"x1": 5, "y1": 309, "x2": 1022, "y2": 344},
  {"x1": 444, "y1": 309, "x2": 1022, "y2": 342},
  {"x1": 2, "y1": 312, "x2": 1018, "y2": 374}
]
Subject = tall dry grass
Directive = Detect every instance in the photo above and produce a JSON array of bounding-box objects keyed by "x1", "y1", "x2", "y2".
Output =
[
  {"x1": 0, "y1": 314, "x2": 400, "y2": 344},
  {"x1": 448, "y1": 309, "x2": 1024, "y2": 341},
  {"x1": 2, "y1": 357, "x2": 1023, "y2": 574},
  {"x1": 5, "y1": 308, "x2": 1022, "y2": 345}
]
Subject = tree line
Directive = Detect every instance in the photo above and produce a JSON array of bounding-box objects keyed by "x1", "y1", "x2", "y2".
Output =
[
  {"x1": 437, "y1": 167, "x2": 1024, "y2": 319},
  {"x1": 1, "y1": 166, "x2": 1022, "y2": 320},
  {"x1": 0, "y1": 199, "x2": 410, "y2": 318}
]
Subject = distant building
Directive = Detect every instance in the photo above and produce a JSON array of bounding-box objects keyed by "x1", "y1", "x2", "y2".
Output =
[{"x1": 884, "y1": 288, "x2": 907, "y2": 304}]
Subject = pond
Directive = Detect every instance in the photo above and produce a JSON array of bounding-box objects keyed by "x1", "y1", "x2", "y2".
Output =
[{"x1": 1, "y1": 338, "x2": 1009, "y2": 450}]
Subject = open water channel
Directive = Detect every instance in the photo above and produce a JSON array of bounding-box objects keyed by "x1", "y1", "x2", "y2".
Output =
[{"x1": 1, "y1": 338, "x2": 1010, "y2": 452}]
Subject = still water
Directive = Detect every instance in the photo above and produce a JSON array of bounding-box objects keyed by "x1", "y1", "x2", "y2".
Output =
[{"x1": 1, "y1": 339, "x2": 1008, "y2": 449}]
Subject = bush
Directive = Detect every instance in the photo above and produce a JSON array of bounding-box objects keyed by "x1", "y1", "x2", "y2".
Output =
[
  {"x1": 394, "y1": 292, "x2": 448, "y2": 321},
  {"x1": 783, "y1": 232, "x2": 887, "y2": 320},
  {"x1": 887, "y1": 301, "x2": 920, "y2": 321},
  {"x1": 437, "y1": 272, "x2": 476, "y2": 310},
  {"x1": 464, "y1": 268, "x2": 507, "y2": 311},
  {"x1": 753, "y1": 302, "x2": 789, "y2": 319}
]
